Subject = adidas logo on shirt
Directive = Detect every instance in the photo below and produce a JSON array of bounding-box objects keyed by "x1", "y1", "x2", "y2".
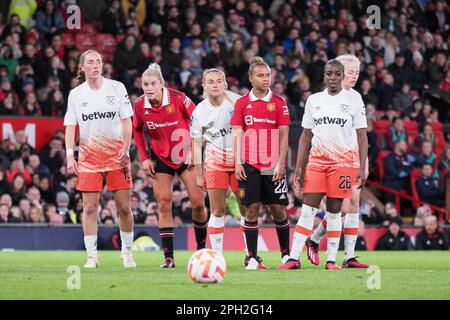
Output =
[{"x1": 82, "y1": 111, "x2": 116, "y2": 121}]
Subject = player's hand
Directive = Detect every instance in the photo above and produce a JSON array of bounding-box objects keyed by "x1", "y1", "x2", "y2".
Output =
[
  {"x1": 357, "y1": 167, "x2": 367, "y2": 189},
  {"x1": 118, "y1": 146, "x2": 130, "y2": 165},
  {"x1": 293, "y1": 167, "x2": 302, "y2": 193},
  {"x1": 143, "y1": 159, "x2": 156, "y2": 178},
  {"x1": 272, "y1": 162, "x2": 285, "y2": 182},
  {"x1": 196, "y1": 175, "x2": 206, "y2": 191},
  {"x1": 235, "y1": 163, "x2": 247, "y2": 181},
  {"x1": 66, "y1": 155, "x2": 78, "y2": 175}
]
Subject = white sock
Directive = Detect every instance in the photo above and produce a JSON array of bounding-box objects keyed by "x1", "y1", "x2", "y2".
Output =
[
  {"x1": 84, "y1": 235, "x2": 97, "y2": 259},
  {"x1": 240, "y1": 216, "x2": 248, "y2": 255},
  {"x1": 344, "y1": 213, "x2": 359, "y2": 260},
  {"x1": 290, "y1": 204, "x2": 318, "y2": 260},
  {"x1": 326, "y1": 212, "x2": 342, "y2": 263},
  {"x1": 120, "y1": 231, "x2": 134, "y2": 254},
  {"x1": 208, "y1": 215, "x2": 225, "y2": 253},
  {"x1": 310, "y1": 213, "x2": 327, "y2": 243}
]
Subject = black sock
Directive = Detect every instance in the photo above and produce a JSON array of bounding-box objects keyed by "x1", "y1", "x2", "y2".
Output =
[
  {"x1": 159, "y1": 227, "x2": 174, "y2": 258},
  {"x1": 193, "y1": 220, "x2": 207, "y2": 250},
  {"x1": 244, "y1": 220, "x2": 259, "y2": 258},
  {"x1": 275, "y1": 218, "x2": 290, "y2": 258}
]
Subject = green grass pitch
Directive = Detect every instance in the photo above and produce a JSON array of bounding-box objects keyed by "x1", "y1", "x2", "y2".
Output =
[{"x1": 0, "y1": 251, "x2": 449, "y2": 300}]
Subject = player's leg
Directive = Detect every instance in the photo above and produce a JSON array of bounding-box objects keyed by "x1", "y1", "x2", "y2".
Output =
[
  {"x1": 82, "y1": 191, "x2": 101, "y2": 267},
  {"x1": 231, "y1": 172, "x2": 248, "y2": 256},
  {"x1": 107, "y1": 166, "x2": 136, "y2": 267},
  {"x1": 324, "y1": 197, "x2": 344, "y2": 270},
  {"x1": 238, "y1": 164, "x2": 266, "y2": 270},
  {"x1": 324, "y1": 166, "x2": 353, "y2": 270},
  {"x1": 180, "y1": 167, "x2": 208, "y2": 250},
  {"x1": 152, "y1": 172, "x2": 176, "y2": 267},
  {"x1": 205, "y1": 170, "x2": 229, "y2": 253},
  {"x1": 342, "y1": 163, "x2": 370, "y2": 268},
  {"x1": 263, "y1": 174, "x2": 290, "y2": 263},
  {"x1": 77, "y1": 171, "x2": 102, "y2": 268}
]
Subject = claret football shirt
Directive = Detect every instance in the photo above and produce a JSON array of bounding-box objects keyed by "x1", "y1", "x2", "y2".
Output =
[
  {"x1": 231, "y1": 89, "x2": 291, "y2": 171},
  {"x1": 133, "y1": 87, "x2": 196, "y2": 168}
]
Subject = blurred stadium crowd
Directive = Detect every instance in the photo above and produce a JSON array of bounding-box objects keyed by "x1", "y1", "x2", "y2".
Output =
[{"x1": 0, "y1": 0, "x2": 449, "y2": 245}]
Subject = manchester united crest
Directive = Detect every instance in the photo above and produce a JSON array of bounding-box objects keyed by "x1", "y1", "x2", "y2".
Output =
[
  {"x1": 166, "y1": 104, "x2": 175, "y2": 114},
  {"x1": 267, "y1": 103, "x2": 276, "y2": 112},
  {"x1": 106, "y1": 96, "x2": 116, "y2": 105},
  {"x1": 238, "y1": 188, "x2": 245, "y2": 198}
]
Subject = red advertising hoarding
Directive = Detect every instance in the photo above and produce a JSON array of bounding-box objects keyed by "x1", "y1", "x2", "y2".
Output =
[{"x1": 0, "y1": 117, "x2": 65, "y2": 151}]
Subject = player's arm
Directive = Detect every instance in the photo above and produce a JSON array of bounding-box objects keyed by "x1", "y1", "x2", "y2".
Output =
[
  {"x1": 294, "y1": 128, "x2": 313, "y2": 189},
  {"x1": 273, "y1": 125, "x2": 289, "y2": 181},
  {"x1": 132, "y1": 105, "x2": 155, "y2": 176},
  {"x1": 118, "y1": 117, "x2": 132, "y2": 164},
  {"x1": 356, "y1": 128, "x2": 368, "y2": 188},
  {"x1": 65, "y1": 125, "x2": 78, "y2": 175},
  {"x1": 232, "y1": 125, "x2": 246, "y2": 181}
]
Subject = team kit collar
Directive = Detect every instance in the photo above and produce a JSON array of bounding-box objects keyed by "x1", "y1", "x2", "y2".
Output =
[
  {"x1": 144, "y1": 87, "x2": 170, "y2": 109},
  {"x1": 249, "y1": 89, "x2": 273, "y2": 102}
]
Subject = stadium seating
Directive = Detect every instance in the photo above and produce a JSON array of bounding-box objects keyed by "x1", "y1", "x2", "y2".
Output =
[
  {"x1": 75, "y1": 33, "x2": 96, "y2": 52},
  {"x1": 377, "y1": 150, "x2": 391, "y2": 181},
  {"x1": 61, "y1": 32, "x2": 75, "y2": 47},
  {"x1": 374, "y1": 120, "x2": 391, "y2": 149}
]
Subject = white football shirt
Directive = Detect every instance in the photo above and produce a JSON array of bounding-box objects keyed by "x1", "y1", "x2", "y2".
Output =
[
  {"x1": 64, "y1": 78, "x2": 133, "y2": 172},
  {"x1": 302, "y1": 88, "x2": 367, "y2": 168},
  {"x1": 190, "y1": 91, "x2": 241, "y2": 171}
]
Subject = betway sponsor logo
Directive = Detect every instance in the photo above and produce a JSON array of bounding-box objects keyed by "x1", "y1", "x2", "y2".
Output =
[
  {"x1": 146, "y1": 120, "x2": 179, "y2": 130},
  {"x1": 313, "y1": 116, "x2": 347, "y2": 127},
  {"x1": 82, "y1": 111, "x2": 116, "y2": 121},
  {"x1": 207, "y1": 128, "x2": 232, "y2": 139},
  {"x1": 245, "y1": 116, "x2": 276, "y2": 126}
]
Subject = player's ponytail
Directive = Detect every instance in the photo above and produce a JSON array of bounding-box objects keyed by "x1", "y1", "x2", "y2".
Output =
[
  {"x1": 76, "y1": 49, "x2": 102, "y2": 86},
  {"x1": 248, "y1": 56, "x2": 269, "y2": 76},
  {"x1": 142, "y1": 63, "x2": 165, "y2": 85}
]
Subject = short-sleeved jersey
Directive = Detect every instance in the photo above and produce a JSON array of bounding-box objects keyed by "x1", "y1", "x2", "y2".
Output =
[
  {"x1": 230, "y1": 89, "x2": 291, "y2": 171},
  {"x1": 191, "y1": 91, "x2": 241, "y2": 172},
  {"x1": 302, "y1": 88, "x2": 367, "y2": 168},
  {"x1": 133, "y1": 87, "x2": 196, "y2": 169},
  {"x1": 63, "y1": 78, "x2": 133, "y2": 173}
]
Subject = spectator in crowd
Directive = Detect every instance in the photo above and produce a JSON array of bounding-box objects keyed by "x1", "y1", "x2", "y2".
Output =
[
  {"x1": 415, "y1": 215, "x2": 449, "y2": 250},
  {"x1": 131, "y1": 192, "x2": 146, "y2": 224},
  {"x1": 386, "y1": 118, "x2": 409, "y2": 150},
  {"x1": 9, "y1": 206, "x2": 23, "y2": 222},
  {"x1": 0, "y1": 203, "x2": 10, "y2": 223},
  {"x1": 416, "y1": 163, "x2": 445, "y2": 208},
  {"x1": 439, "y1": 147, "x2": 450, "y2": 174},
  {"x1": 414, "y1": 204, "x2": 433, "y2": 227},
  {"x1": 360, "y1": 199, "x2": 385, "y2": 225},
  {"x1": 383, "y1": 140, "x2": 415, "y2": 202},
  {"x1": 376, "y1": 217, "x2": 414, "y2": 250},
  {"x1": 101, "y1": 0, "x2": 126, "y2": 35},
  {"x1": 9, "y1": 173, "x2": 26, "y2": 205},
  {"x1": 35, "y1": 0, "x2": 65, "y2": 40},
  {"x1": 113, "y1": 35, "x2": 142, "y2": 89},
  {"x1": 393, "y1": 83, "x2": 414, "y2": 115},
  {"x1": 415, "y1": 142, "x2": 438, "y2": 172},
  {"x1": 28, "y1": 206, "x2": 44, "y2": 223}
]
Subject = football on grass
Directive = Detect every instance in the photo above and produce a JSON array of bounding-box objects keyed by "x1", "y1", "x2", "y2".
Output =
[{"x1": 187, "y1": 249, "x2": 227, "y2": 284}]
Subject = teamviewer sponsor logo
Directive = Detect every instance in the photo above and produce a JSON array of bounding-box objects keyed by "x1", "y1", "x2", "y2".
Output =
[
  {"x1": 313, "y1": 116, "x2": 348, "y2": 127},
  {"x1": 81, "y1": 111, "x2": 116, "y2": 121},
  {"x1": 245, "y1": 116, "x2": 276, "y2": 126},
  {"x1": 146, "y1": 120, "x2": 179, "y2": 130}
]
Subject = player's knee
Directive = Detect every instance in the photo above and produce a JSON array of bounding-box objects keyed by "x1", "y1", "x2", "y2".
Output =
[
  {"x1": 349, "y1": 202, "x2": 360, "y2": 213},
  {"x1": 116, "y1": 204, "x2": 131, "y2": 216},
  {"x1": 212, "y1": 208, "x2": 225, "y2": 217},
  {"x1": 190, "y1": 199, "x2": 205, "y2": 212},
  {"x1": 83, "y1": 204, "x2": 98, "y2": 216},
  {"x1": 157, "y1": 197, "x2": 172, "y2": 213}
]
